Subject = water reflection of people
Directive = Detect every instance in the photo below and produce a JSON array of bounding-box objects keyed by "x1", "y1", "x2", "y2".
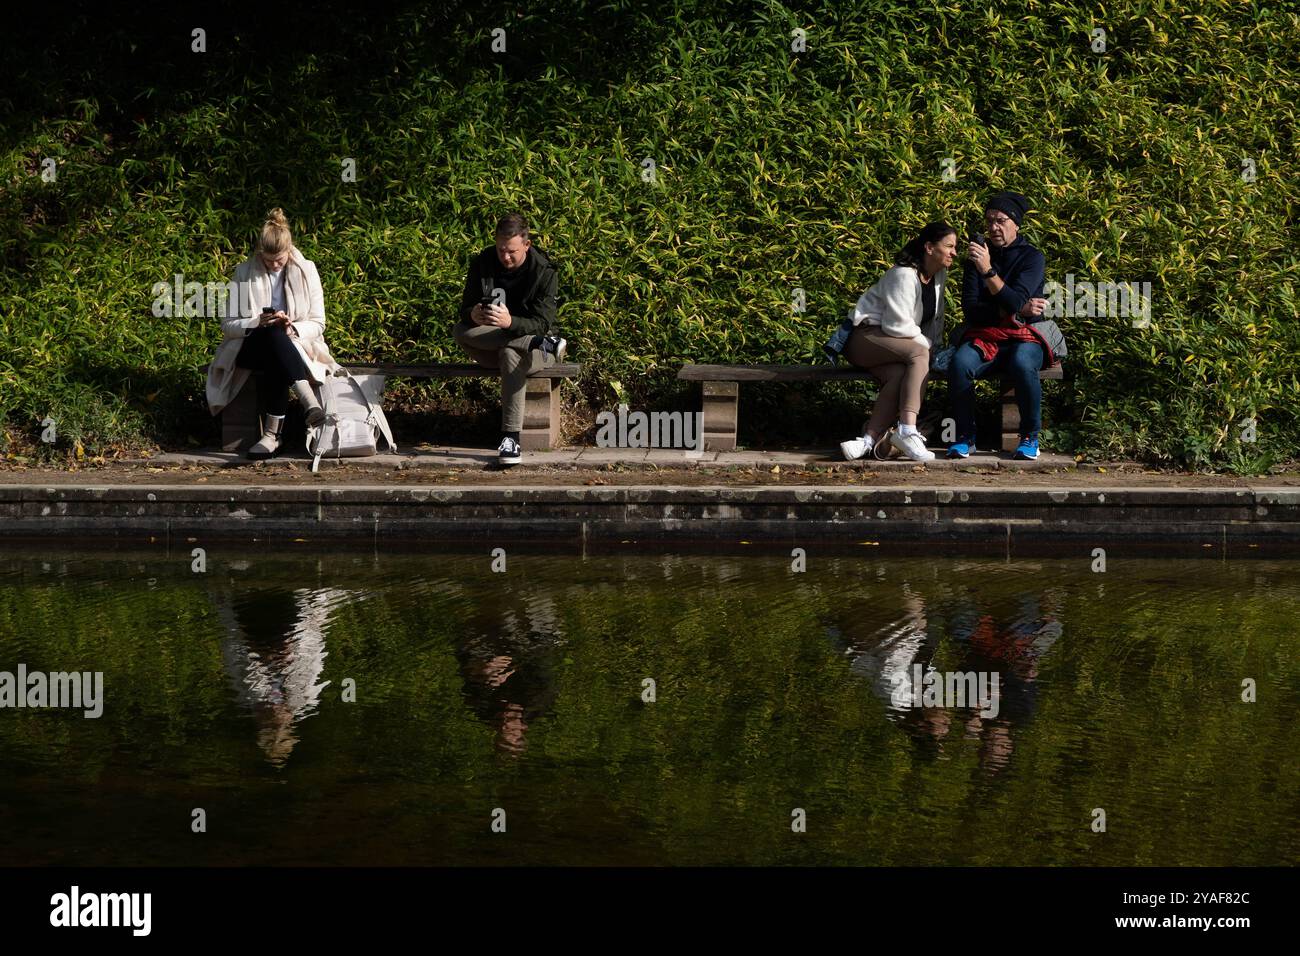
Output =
[
  {"x1": 455, "y1": 592, "x2": 563, "y2": 756},
  {"x1": 831, "y1": 576, "x2": 1063, "y2": 771},
  {"x1": 831, "y1": 585, "x2": 950, "y2": 754},
  {"x1": 950, "y1": 591, "x2": 1063, "y2": 770},
  {"x1": 213, "y1": 585, "x2": 345, "y2": 766}
]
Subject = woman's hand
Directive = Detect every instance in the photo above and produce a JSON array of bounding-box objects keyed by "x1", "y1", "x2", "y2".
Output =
[{"x1": 273, "y1": 312, "x2": 299, "y2": 337}]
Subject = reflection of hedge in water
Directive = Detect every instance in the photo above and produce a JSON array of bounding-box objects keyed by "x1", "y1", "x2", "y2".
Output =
[
  {"x1": 2, "y1": 2, "x2": 1296, "y2": 468},
  {"x1": 0, "y1": 561, "x2": 232, "y2": 779},
  {"x1": 2, "y1": 551, "x2": 1296, "y2": 864}
]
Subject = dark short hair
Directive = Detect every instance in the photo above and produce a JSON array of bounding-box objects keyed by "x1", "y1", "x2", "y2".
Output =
[{"x1": 495, "y1": 212, "x2": 530, "y2": 242}]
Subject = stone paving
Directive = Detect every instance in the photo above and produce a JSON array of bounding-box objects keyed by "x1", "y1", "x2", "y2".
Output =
[{"x1": 149, "y1": 445, "x2": 1077, "y2": 471}]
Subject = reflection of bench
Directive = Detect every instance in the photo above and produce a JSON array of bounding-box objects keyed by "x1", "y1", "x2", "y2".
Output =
[
  {"x1": 217, "y1": 362, "x2": 580, "y2": 452},
  {"x1": 677, "y1": 363, "x2": 1063, "y2": 452}
]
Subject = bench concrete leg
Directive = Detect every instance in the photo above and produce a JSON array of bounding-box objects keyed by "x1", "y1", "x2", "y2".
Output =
[
  {"x1": 221, "y1": 379, "x2": 260, "y2": 453},
  {"x1": 1000, "y1": 386, "x2": 1020, "y2": 452},
  {"x1": 701, "y1": 381, "x2": 739, "y2": 451},
  {"x1": 1001, "y1": 386, "x2": 1048, "y2": 451},
  {"x1": 520, "y1": 377, "x2": 560, "y2": 450}
]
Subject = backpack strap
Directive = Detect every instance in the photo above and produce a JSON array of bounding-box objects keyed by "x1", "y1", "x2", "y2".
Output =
[{"x1": 310, "y1": 373, "x2": 339, "y2": 474}]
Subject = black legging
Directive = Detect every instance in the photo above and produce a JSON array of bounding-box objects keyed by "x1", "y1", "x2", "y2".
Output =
[{"x1": 236, "y1": 325, "x2": 310, "y2": 416}]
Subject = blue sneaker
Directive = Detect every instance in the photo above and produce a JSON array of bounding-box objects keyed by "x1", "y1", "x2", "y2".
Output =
[
  {"x1": 946, "y1": 438, "x2": 974, "y2": 459},
  {"x1": 1014, "y1": 433, "x2": 1040, "y2": 460}
]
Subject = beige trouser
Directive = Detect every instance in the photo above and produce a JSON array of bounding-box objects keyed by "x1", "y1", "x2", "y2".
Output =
[
  {"x1": 844, "y1": 325, "x2": 929, "y2": 440},
  {"x1": 453, "y1": 319, "x2": 555, "y2": 432}
]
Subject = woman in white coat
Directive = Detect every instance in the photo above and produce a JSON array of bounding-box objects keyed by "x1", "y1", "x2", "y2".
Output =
[
  {"x1": 205, "y1": 208, "x2": 341, "y2": 458},
  {"x1": 839, "y1": 222, "x2": 958, "y2": 462}
]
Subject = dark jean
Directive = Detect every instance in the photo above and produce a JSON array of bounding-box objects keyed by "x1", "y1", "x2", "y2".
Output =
[
  {"x1": 236, "y1": 325, "x2": 309, "y2": 417},
  {"x1": 822, "y1": 316, "x2": 854, "y2": 363},
  {"x1": 948, "y1": 340, "x2": 1044, "y2": 442}
]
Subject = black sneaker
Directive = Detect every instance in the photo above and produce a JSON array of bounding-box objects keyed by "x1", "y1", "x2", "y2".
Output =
[
  {"x1": 540, "y1": 335, "x2": 567, "y2": 363},
  {"x1": 497, "y1": 436, "x2": 522, "y2": 466}
]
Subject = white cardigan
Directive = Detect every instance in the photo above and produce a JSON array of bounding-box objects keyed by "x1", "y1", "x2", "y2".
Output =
[
  {"x1": 205, "y1": 248, "x2": 341, "y2": 416},
  {"x1": 850, "y1": 264, "x2": 946, "y2": 349}
]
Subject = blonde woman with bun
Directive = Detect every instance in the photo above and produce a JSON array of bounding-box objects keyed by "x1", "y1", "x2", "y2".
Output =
[{"x1": 205, "y1": 208, "x2": 341, "y2": 458}]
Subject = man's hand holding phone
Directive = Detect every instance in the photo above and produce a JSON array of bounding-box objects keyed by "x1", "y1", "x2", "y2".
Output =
[{"x1": 479, "y1": 302, "x2": 510, "y2": 328}]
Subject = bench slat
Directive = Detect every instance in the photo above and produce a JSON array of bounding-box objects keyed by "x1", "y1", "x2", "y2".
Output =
[
  {"x1": 678, "y1": 362, "x2": 1061, "y2": 382},
  {"x1": 678, "y1": 364, "x2": 878, "y2": 382},
  {"x1": 345, "y1": 362, "x2": 579, "y2": 379}
]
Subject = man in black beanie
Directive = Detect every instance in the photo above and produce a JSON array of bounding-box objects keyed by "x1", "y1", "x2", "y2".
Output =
[{"x1": 947, "y1": 191, "x2": 1067, "y2": 460}]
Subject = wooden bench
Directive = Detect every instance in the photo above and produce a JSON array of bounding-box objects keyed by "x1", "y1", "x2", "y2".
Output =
[
  {"x1": 677, "y1": 363, "x2": 1063, "y2": 452},
  {"x1": 217, "y1": 362, "x2": 580, "y2": 453}
]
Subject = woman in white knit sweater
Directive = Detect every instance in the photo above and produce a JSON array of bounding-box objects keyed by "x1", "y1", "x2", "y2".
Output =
[{"x1": 840, "y1": 222, "x2": 958, "y2": 462}]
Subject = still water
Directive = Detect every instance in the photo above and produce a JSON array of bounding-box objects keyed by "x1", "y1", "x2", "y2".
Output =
[{"x1": 1, "y1": 546, "x2": 1296, "y2": 866}]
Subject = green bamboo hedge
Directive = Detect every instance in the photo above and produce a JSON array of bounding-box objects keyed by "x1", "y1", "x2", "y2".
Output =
[{"x1": 2, "y1": 0, "x2": 1296, "y2": 468}]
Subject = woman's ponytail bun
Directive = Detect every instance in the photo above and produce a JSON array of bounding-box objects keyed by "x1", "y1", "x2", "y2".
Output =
[{"x1": 256, "y1": 207, "x2": 293, "y2": 256}]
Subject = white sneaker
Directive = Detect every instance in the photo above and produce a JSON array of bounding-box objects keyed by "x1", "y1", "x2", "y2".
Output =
[
  {"x1": 543, "y1": 335, "x2": 568, "y2": 363},
  {"x1": 840, "y1": 436, "x2": 874, "y2": 461},
  {"x1": 891, "y1": 430, "x2": 935, "y2": 461},
  {"x1": 497, "y1": 436, "x2": 522, "y2": 466}
]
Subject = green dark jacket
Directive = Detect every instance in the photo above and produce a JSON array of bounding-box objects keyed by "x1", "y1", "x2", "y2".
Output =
[{"x1": 457, "y1": 245, "x2": 558, "y2": 337}]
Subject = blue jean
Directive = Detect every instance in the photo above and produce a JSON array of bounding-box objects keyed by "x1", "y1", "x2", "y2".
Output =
[
  {"x1": 948, "y1": 340, "x2": 1044, "y2": 441},
  {"x1": 822, "y1": 317, "x2": 854, "y2": 363}
]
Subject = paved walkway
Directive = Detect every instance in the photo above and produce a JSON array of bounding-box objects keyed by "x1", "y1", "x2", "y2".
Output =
[{"x1": 150, "y1": 445, "x2": 1077, "y2": 471}]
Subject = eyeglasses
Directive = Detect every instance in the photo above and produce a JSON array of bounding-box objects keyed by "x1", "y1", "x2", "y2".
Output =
[{"x1": 984, "y1": 214, "x2": 1013, "y2": 227}]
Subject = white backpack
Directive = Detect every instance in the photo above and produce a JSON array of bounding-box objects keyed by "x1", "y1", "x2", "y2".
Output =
[{"x1": 306, "y1": 370, "x2": 397, "y2": 472}]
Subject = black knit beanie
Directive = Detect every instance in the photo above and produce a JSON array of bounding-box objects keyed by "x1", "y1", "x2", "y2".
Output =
[{"x1": 985, "y1": 191, "x2": 1029, "y2": 226}]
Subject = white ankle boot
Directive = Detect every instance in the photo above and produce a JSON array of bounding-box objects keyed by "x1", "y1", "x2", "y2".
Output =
[
  {"x1": 293, "y1": 379, "x2": 325, "y2": 427},
  {"x1": 247, "y1": 414, "x2": 285, "y2": 460}
]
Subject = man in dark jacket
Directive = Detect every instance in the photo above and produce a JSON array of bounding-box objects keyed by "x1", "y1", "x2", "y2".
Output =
[
  {"x1": 454, "y1": 212, "x2": 565, "y2": 466},
  {"x1": 947, "y1": 191, "x2": 1067, "y2": 461}
]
